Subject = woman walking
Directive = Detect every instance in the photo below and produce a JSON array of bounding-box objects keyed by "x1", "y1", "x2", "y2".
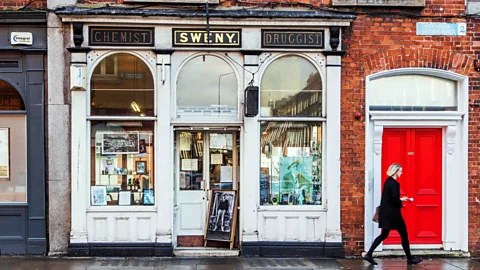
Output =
[{"x1": 363, "y1": 163, "x2": 422, "y2": 265}]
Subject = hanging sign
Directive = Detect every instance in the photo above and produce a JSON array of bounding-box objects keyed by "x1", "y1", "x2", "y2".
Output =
[
  {"x1": 89, "y1": 27, "x2": 154, "y2": 46},
  {"x1": 261, "y1": 30, "x2": 324, "y2": 49},
  {"x1": 173, "y1": 29, "x2": 241, "y2": 47}
]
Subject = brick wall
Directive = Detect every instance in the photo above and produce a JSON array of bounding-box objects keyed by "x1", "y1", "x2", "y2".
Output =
[
  {"x1": 340, "y1": 2, "x2": 480, "y2": 255},
  {"x1": 0, "y1": 0, "x2": 46, "y2": 10}
]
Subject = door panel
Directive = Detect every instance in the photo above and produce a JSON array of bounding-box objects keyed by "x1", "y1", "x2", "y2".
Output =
[{"x1": 382, "y1": 128, "x2": 442, "y2": 245}]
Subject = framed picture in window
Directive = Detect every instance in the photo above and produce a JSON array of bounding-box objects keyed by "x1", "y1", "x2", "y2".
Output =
[
  {"x1": 91, "y1": 186, "x2": 107, "y2": 206},
  {"x1": 118, "y1": 191, "x2": 131, "y2": 206},
  {"x1": 136, "y1": 161, "x2": 147, "y2": 174},
  {"x1": 143, "y1": 189, "x2": 154, "y2": 205}
]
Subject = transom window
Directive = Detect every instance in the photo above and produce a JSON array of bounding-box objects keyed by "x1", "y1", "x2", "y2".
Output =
[
  {"x1": 176, "y1": 54, "x2": 238, "y2": 119},
  {"x1": 369, "y1": 74, "x2": 457, "y2": 111}
]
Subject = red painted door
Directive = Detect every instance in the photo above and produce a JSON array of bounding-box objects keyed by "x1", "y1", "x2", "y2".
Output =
[{"x1": 382, "y1": 128, "x2": 442, "y2": 245}]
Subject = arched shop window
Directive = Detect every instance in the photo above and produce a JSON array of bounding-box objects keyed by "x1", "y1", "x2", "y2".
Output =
[
  {"x1": 176, "y1": 54, "x2": 238, "y2": 119},
  {"x1": 369, "y1": 74, "x2": 457, "y2": 111},
  {"x1": 0, "y1": 79, "x2": 27, "y2": 202},
  {"x1": 259, "y1": 55, "x2": 324, "y2": 206},
  {"x1": 89, "y1": 53, "x2": 155, "y2": 206},
  {"x1": 91, "y1": 53, "x2": 154, "y2": 116}
]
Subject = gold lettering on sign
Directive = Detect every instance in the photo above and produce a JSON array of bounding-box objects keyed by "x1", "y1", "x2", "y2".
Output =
[
  {"x1": 104, "y1": 32, "x2": 109, "y2": 42},
  {"x1": 273, "y1": 34, "x2": 279, "y2": 43},
  {"x1": 226, "y1": 33, "x2": 236, "y2": 43},
  {"x1": 133, "y1": 33, "x2": 140, "y2": 42},
  {"x1": 141, "y1": 33, "x2": 148, "y2": 43},
  {"x1": 180, "y1": 33, "x2": 188, "y2": 42},
  {"x1": 112, "y1": 32, "x2": 118, "y2": 42},
  {"x1": 191, "y1": 33, "x2": 202, "y2": 43},
  {"x1": 265, "y1": 33, "x2": 272, "y2": 43},
  {"x1": 215, "y1": 33, "x2": 224, "y2": 43},
  {"x1": 95, "y1": 32, "x2": 101, "y2": 41},
  {"x1": 121, "y1": 32, "x2": 127, "y2": 42}
]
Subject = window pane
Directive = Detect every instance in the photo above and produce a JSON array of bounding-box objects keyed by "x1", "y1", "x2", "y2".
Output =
[
  {"x1": 261, "y1": 56, "x2": 322, "y2": 117},
  {"x1": 91, "y1": 53, "x2": 154, "y2": 116},
  {"x1": 260, "y1": 121, "x2": 322, "y2": 206},
  {"x1": 0, "y1": 116, "x2": 26, "y2": 202},
  {"x1": 176, "y1": 55, "x2": 237, "y2": 118},
  {"x1": 90, "y1": 121, "x2": 155, "y2": 206},
  {"x1": 0, "y1": 80, "x2": 25, "y2": 111},
  {"x1": 178, "y1": 131, "x2": 204, "y2": 191},
  {"x1": 369, "y1": 75, "x2": 457, "y2": 111}
]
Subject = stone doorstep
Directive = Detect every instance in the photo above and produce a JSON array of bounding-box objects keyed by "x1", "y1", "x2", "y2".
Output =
[
  {"x1": 173, "y1": 247, "x2": 240, "y2": 257},
  {"x1": 361, "y1": 250, "x2": 470, "y2": 258}
]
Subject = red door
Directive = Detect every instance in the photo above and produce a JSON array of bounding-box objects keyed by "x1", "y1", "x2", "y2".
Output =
[{"x1": 382, "y1": 128, "x2": 442, "y2": 245}]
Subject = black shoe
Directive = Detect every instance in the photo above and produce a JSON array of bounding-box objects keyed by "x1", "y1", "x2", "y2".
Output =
[
  {"x1": 363, "y1": 254, "x2": 378, "y2": 265},
  {"x1": 407, "y1": 257, "x2": 422, "y2": 265}
]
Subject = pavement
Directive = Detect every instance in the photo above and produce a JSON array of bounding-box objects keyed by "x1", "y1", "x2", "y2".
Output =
[{"x1": 0, "y1": 257, "x2": 480, "y2": 270}]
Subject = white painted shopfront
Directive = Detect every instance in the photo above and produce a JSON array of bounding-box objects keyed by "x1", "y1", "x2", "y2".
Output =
[{"x1": 61, "y1": 9, "x2": 354, "y2": 256}]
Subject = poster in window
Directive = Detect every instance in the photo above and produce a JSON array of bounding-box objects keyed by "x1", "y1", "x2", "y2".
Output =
[
  {"x1": 91, "y1": 186, "x2": 107, "y2": 206},
  {"x1": 102, "y1": 132, "x2": 139, "y2": 154},
  {"x1": 0, "y1": 128, "x2": 9, "y2": 178},
  {"x1": 279, "y1": 156, "x2": 313, "y2": 194}
]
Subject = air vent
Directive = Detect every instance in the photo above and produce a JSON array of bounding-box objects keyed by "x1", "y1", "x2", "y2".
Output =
[{"x1": 0, "y1": 59, "x2": 21, "y2": 72}]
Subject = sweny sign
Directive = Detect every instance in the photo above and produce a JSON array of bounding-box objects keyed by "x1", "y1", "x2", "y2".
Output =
[
  {"x1": 89, "y1": 27, "x2": 154, "y2": 46},
  {"x1": 173, "y1": 29, "x2": 241, "y2": 47},
  {"x1": 262, "y1": 30, "x2": 324, "y2": 49}
]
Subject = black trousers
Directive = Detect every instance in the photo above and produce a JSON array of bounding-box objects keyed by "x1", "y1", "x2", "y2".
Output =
[{"x1": 366, "y1": 229, "x2": 412, "y2": 260}]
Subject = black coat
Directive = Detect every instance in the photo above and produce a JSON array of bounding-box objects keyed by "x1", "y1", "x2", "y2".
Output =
[{"x1": 378, "y1": 177, "x2": 406, "y2": 230}]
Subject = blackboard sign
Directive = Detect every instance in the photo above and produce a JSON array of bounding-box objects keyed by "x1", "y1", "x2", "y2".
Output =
[{"x1": 204, "y1": 190, "x2": 238, "y2": 249}]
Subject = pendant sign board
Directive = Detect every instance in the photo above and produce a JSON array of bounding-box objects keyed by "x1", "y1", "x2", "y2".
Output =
[{"x1": 11, "y1": 32, "x2": 33, "y2": 45}]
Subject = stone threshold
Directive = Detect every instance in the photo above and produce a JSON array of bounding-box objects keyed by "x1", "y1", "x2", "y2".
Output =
[
  {"x1": 361, "y1": 250, "x2": 470, "y2": 258},
  {"x1": 173, "y1": 247, "x2": 240, "y2": 257}
]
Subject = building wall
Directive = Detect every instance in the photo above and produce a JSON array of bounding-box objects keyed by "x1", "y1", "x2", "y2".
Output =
[
  {"x1": 0, "y1": 0, "x2": 46, "y2": 9},
  {"x1": 340, "y1": 2, "x2": 480, "y2": 256}
]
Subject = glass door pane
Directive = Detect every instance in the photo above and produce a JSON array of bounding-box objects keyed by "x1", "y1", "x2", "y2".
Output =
[
  {"x1": 179, "y1": 131, "x2": 204, "y2": 190},
  {"x1": 209, "y1": 133, "x2": 234, "y2": 190}
]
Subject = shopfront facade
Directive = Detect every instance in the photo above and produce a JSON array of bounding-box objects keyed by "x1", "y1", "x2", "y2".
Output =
[
  {"x1": 57, "y1": 7, "x2": 354, "y2": 257},
  {"x1": 0, "y1": 12, "x2": 47, "y2": 255}
]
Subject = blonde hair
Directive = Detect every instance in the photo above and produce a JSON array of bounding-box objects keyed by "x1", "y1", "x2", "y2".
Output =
[{"x1": 386, "y1": 163, "x2": 402, "y2": 177}]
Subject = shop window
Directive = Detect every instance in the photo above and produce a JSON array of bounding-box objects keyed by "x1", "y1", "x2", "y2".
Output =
[
  {"x1": 260, "y1": 121, "x2": 322, "y2": 206},
  {"x1": 0, "y1": 80, "x2": 25, "y2": 110},
  {"x1": 90, "y1": 121, "x2": 155, "y2": 206},
  {"x1": 369, "y1": 74, "x2": 457, "y2": 111},
  {"x1": 176, "y1": 55, "x2": 238, "y2": 119},
  {"x1": 260, "y1": 56, "x2": 322, "y2": 117},
  {"x1": 91, "y1": 53, "x2": 154, "y2": 116}
]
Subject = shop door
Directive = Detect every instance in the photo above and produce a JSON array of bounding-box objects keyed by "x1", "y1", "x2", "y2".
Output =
[
  {"x1": 382, "y1": 128, "x2": 442, "y2": 245},
  {"x1": 175, "y1": 130, "x2": 238, "y2": 245}
]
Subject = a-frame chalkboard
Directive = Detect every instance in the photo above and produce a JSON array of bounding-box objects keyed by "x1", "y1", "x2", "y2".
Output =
[{"x1": 204, "y1": 190, "x2": 238, "y2": 250}]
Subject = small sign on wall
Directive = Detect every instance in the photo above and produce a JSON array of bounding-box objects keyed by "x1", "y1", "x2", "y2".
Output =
[
  {"x1": 173, "y1": 29, "x2": 241, "y2": 47},
  {"x1": 261, "y1": 30, "x2": 324, "y2": 49},
  {"x1": 89, "y1": 27, "x2": 154, "y2": 46},
  {"x1": 333, "y1": 0, "x2": 424, "y2": 6},
  {"x1": 10, "y1": 32, "x2": 33, "y2": 45},
  {"x1": 416, "y1": 22, "x2": 467, "y2": 36}
]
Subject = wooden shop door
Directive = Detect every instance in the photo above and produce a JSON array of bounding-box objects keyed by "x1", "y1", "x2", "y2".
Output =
[{"x1": 381, "y1": 128, "x2": 442, "y2": 245}]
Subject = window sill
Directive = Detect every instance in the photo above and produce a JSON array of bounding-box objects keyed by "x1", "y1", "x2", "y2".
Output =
[
  {"x1": 257, "y1": 205, "x2": 327, "y2": 212},
  {"x1": 87, "y1": 205, "x2": 157, "y2": 213}
]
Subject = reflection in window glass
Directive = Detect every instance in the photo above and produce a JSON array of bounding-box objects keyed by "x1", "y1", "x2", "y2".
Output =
[
  {"x1": 261, "y1": 56, "x2": 322, "y2": 117},
  {"x1": 176, "y1": 55, "x2": 237, "y2": 118},
  {"x1": 91, "y1": 53, "x2": 154, "y2": 116},
  {"x1": 0, "y1": 116, "x2": 26, "y2": 202},
  {"x1": 369, "y1": 75, "x2": 457, "y2": 111},
  {"x1": 0, "y1": 80, "x2": 25, "y2": 111},
  {"x1": 260, "y1": 121, "x2": 322, "y2": 206},
  {"x1": 178, "y1": 132, "x2": 204, "y2": 190},
  {"x1": 90, "y1": 121, "x2": 155, "y2": 206}
]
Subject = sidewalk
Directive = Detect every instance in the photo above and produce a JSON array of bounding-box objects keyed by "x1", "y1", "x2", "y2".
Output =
[{"x1": 0, "y1": 257, "x2": 479, "y2": 270}]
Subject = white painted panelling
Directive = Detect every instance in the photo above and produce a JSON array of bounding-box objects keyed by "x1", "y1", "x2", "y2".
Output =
[
  {"x1": 115, "y1": 217, "x2": 130, "y2": 241},
  {"x1": 258, "y1": 212, "x2": 326, "y2": 242},
  {"x1": 285, "y1": 217, "x2": 300, "y2": 241},
  {"x1": 179, "y1": 202, "x2": 203, "y2": 231},
  {"x1": 93, "y1": 217, "x2": 108, "y2": 241},
  {"x1": 137, "y1": 217, "x2": 151, "y2": 241},
  {"x1": 87, "y1": 212, "x2": 157, "y2": 242}
]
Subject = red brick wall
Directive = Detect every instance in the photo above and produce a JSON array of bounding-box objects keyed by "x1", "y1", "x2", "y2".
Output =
[
  {"x1": 0, "y1": 0, "x2": 46, "y2": 10},
  {"x1": 340, "y1": 2, "x2": 480, "y2": 255}
]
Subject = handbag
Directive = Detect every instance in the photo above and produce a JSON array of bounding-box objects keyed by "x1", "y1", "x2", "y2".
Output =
[{"x1": 372, "y1": 206, "x2": 380, "y2": 223}]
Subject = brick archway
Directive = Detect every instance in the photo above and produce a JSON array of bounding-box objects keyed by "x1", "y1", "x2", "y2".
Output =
[{"x1": 361, "y1": 47, "x2": 475, "y2": 77}]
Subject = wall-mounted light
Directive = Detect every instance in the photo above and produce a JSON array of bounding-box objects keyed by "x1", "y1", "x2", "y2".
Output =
[
  {"x1": 474, "y1": 58, "x2": 480, "y2": 72},
  {"x1": 131, "y1": 101, "x2": 141, "y2": 112}
]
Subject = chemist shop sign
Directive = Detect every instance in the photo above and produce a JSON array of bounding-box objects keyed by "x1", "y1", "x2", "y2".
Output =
[{"x1": 89, "y1": 27, "x2": 154, "y2": 46}]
